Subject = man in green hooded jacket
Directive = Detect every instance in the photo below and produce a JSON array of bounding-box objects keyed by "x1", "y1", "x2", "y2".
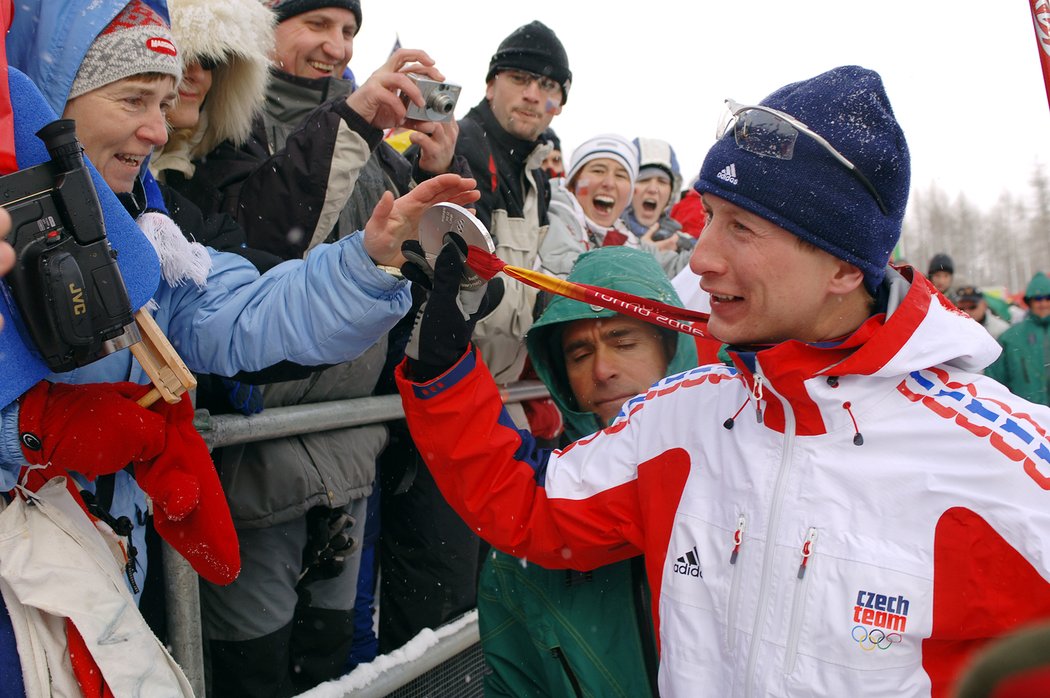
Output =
[
  {"x1": 987, "y1": 271, "x2": 1050, "y2": 405},
  {"x1": 477, "y1": 245, "x2": 698, "y2": 697}
]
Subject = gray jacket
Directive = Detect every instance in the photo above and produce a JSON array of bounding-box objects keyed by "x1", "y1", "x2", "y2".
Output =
[{"x1": 216, "y1": 69, "x2": 413, "y2": 528}]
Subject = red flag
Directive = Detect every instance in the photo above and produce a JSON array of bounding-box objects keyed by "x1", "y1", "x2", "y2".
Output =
[
  {"x1": 0, "y1": 0, "x2": 16, "y2": 174},
  {"x1": 1030, "y1": 0, "x2": 1050, "y2": 114}
]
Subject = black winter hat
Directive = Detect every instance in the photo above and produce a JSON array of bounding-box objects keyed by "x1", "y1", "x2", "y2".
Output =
[
  {"x1": 928, "y1": 253, "x2": 954, "y2": 276},
  {"x1": 263, "y1": 0, "x2": 361, "y2": 33},
  {"x1": 486, "y1": 20, "x2": 571, "y2": 104}
]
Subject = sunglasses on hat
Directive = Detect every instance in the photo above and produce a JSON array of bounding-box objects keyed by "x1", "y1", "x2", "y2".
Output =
[{"x1": 718, "y1": 99, "x2": 889, "y2": 215}]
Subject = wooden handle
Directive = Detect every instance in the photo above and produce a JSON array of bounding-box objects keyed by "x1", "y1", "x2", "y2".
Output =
[{"x1": 129, "y1": 309, "x2": 196, "y2": 407}]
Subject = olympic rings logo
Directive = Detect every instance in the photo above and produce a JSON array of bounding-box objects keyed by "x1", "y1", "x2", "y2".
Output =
[{"x1": 851, "y1": 625, "x2": 903, "y2": 651}]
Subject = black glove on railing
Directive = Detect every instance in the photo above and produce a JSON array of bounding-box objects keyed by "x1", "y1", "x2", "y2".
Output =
[{"x1": 401, "y1": 232, "x2": 504, "y2": 382}]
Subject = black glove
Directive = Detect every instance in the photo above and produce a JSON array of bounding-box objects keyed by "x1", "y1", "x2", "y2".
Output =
[
  {"x1": 401, "y1": 232, "x2": 504, "y2": 382},
  {"x1": 298, "y1": 506, "x2": 357, "y2": 587}
]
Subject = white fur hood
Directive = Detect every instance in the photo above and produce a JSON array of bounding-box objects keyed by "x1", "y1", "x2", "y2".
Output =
[{"x1": 155, "y1": 0, "x2": 275, "y2": 170}]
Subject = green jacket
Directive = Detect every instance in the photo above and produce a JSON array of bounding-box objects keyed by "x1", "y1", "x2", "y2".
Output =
[
  {"x1": 478, "y1": 247, "x2": 697, "y2": 698},
  {"x1": 986, "y1": 273, "x2": 1050, "y2": 405}
]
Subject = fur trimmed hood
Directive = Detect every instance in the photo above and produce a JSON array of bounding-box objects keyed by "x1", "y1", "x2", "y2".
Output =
[{"x1": 155, "y1": 0, "x2": 274, "y2": 171}]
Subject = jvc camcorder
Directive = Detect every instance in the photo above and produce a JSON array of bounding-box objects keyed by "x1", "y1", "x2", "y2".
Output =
[{"x1": 0, "y1": 119, "x2": 139, "y2": 372}]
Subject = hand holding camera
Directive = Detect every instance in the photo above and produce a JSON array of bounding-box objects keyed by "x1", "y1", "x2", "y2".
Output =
[{"x1": 346, "y1": 48, "x2": 453, "y2": 130}]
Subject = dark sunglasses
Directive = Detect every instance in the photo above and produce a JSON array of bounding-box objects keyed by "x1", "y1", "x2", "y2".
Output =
[
  {"x1": 196, "y1": 55, "x2": 220, "y2": 72},
  {"x1": 719, "y1": 98, "x2": 889, "y2": 215},
  {"x1": 1028, "y1": 295, "x2": 1050, "y2": 302}
]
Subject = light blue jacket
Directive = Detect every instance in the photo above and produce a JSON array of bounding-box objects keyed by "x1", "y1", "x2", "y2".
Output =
[{"x1": 1, "y1": 0, "x2": 412, "y2": 597}]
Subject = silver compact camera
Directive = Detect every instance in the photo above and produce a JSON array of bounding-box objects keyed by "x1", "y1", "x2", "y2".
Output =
[{"x1": 402, "y1": 73, "x2": 461, "y2": 122}]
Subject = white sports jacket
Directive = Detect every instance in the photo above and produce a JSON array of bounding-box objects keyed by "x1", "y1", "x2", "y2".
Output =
[{"x1": 397, "y1": 267, "x2": 1050, "y2": 697}]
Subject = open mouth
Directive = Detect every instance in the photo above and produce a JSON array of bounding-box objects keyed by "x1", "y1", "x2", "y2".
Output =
[
  {"x1": 592, "y1": 195, "x2": 616, "y2": 216},
  {"x1": 642, "y1": 197, "x2": 659, "y2": 213},
  {"x1": 710, "y1": 293, "x2": 743, "y2": 304}
]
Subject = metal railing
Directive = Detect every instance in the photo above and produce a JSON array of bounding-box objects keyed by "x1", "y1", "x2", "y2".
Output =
[{"x1": 168, "y1": 381, "x2": 550, "y2": 696}]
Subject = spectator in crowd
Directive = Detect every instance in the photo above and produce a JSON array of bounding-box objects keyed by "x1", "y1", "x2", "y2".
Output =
[
  {"x1": 986, "y1": 271, "x2": 1050, "y2": 405},
  {"x1": 151, "y1": 0, "x2": 273, "y2": 190},
  {"x1": 928, "y1": 252, "x2": 954, "y2": 295},
  {"x1": 476, "y1": 245, "x2": 696, "y2": 698},
  {"x1": 622, "y1": 137, "x2": 693, "y2": 255},
  {"x1": 952, "y1": 285, "x2": 1010, "y2": 339},
  {"x1": 541, "y1": 126, "x2": 565, "y2": 178},
  {"x1": 2, "y1": 0, "x2": 477, "y2": 692},
  {"x1": 379, "y1": 19, "x2": 573, "y2": 654},
  {"x1": 541, "y1": 133, "x2": 691, "y2": 278},
  {"x1": 169, "y1": 0, "x2": 461, "y2": 691},
  {"x1": 395, "y1": 65, "x2": 1050, "y2": 696},
  {"x1": 540, "y1": 133, "x2": 638, "y2": 277},
  {"x1": 669, "y1": 182, "x2": 706, "y2": 237}
]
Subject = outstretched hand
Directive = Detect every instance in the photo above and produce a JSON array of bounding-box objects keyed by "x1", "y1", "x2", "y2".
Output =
[{"x1": 363, "y1": 174, "x2": 480, "y2": 267}]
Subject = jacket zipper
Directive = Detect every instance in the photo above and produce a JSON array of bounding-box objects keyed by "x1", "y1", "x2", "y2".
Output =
[
  {"x1": 727, "y1": 514, "x2": 747, "y2": 648},
  {"x1": 550, "y1": 646, "x2": 584, "y2": 698},
  {"x1": 784, "y1": 527, "x2": 818, "y2": 674},
  {"x1": 744, "y1": 373, "x2": 796, "y2": 698}
]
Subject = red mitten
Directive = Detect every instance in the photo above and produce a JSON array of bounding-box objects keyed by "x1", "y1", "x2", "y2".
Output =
[
  {"x1": 133, "y1": 393, "x2": 240, "y2": 586},
  {"x1": 17, "y1": 381, "x2": 165, "y2": 478}
]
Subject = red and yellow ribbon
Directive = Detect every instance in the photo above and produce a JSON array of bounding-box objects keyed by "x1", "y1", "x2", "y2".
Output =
[{"x1": 466, "y1": 246, "x2": 712, "y2": 339}]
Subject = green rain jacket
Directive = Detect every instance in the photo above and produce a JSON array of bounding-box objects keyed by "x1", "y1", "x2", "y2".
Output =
[
  {"x1": 987, "y1": 272, "x2": 1050, "y2": 405},
  {"x1": 478, "y1": 247, "x2": 698, "y2": 698}
]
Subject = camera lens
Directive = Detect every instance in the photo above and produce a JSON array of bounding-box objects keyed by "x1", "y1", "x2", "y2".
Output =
[{"x1": 429, "y1": 93, "x2": 455, "y2": 115}]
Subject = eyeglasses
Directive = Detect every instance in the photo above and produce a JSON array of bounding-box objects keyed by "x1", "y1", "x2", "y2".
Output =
[
  {"x1": 1029, "y1": 295, "x2": 1050, "y2": 302},
  {"x1": 499, "y1": 70, "x2": 561, "y2": 96},
  {"x1": 719, "y1": 98, "x2": 889, "y2": 215}
]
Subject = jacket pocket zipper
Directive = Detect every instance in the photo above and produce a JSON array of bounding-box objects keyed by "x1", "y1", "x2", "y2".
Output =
[
  {"x1": 784, "y1": 527, "x2": 818, "y2": 674},
  {"x1": 727, "y1": 514, "x2": 746, "y2": 648}
]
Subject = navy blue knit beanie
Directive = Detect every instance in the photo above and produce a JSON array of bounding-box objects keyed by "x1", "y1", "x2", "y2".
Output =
[{"x1": 696, "y1": 65, "x2": 910, "y2": 293}]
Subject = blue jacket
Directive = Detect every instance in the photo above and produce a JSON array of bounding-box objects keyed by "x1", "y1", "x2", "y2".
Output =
[{"x1": 1, "y1": 1, "x2": 411, "y2": 598}]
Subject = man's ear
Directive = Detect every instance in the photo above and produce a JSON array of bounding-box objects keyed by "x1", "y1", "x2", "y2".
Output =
[
  {"x1": 828, "y1": 259, "x2": 866, "y2": 296},
  {"x1": 484, "y1": 80, "x2": 496, "y2": 102}
]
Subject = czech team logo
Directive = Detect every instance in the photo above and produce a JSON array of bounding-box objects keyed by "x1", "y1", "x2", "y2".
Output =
[{"x1": 851, "y1": 589, "x2": 909, "y2": 651}]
